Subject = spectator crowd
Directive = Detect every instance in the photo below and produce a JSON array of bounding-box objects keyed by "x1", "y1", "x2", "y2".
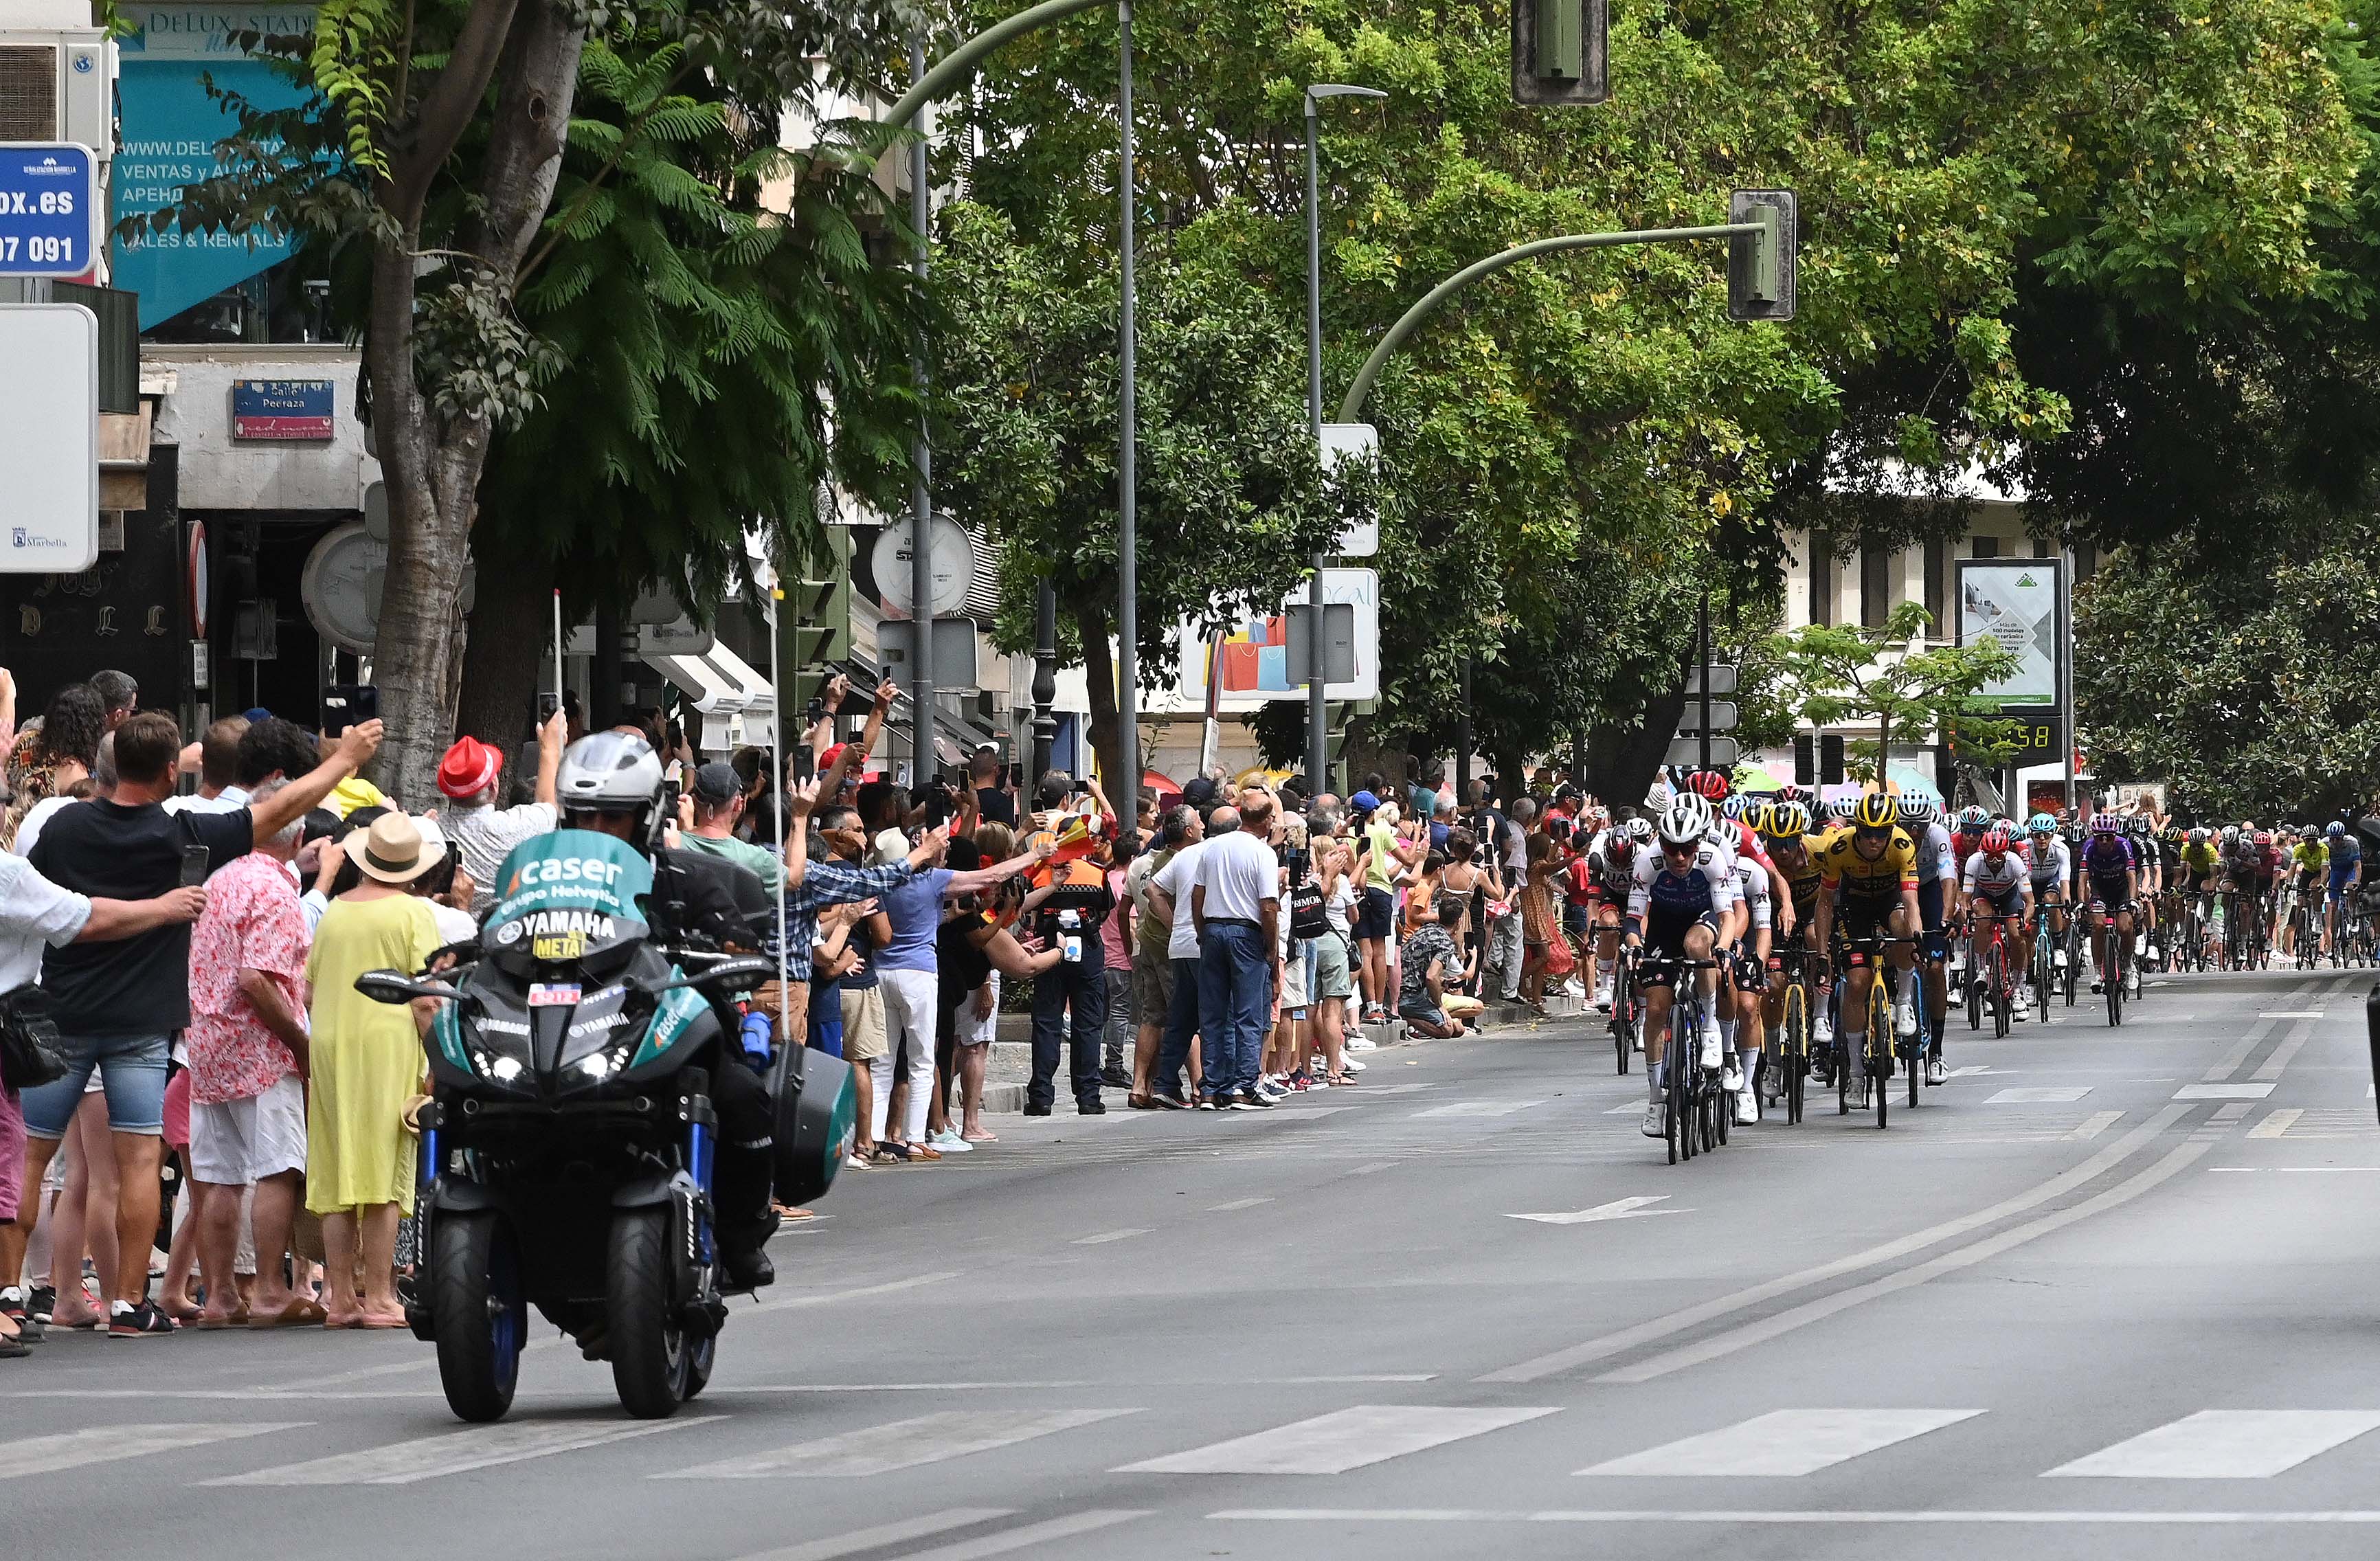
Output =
[{"x1": 0, "y1": 664, "x2": 1617, "y2": 1359}]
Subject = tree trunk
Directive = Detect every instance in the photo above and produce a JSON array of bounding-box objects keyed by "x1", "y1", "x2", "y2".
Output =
[
  {"x1": 367, "y1": 0, "x2": 586, "y2": 803},
  {"x1": 1582, "y1": 680, "x2": 1691, "y2": 811},
  {"x1": 455, "y1": 553, "x2": 554, "y2": 748},
  {"x1": 1078, "y1": 600, "x2": 1130, "y2": 802}
]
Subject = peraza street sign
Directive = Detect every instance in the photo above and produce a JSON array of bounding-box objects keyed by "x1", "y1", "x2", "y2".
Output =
[{"x1": 0, "y1": 144, "x2": 99, "y2": 278}]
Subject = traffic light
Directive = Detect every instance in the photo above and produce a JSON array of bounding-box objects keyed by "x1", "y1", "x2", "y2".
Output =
[
  {"x1": 1512, "y1": 0, "x2": 1608, "y2": 105},
  {"x1": 1728, "y1": 189, "x2": 1797, "y2": 321}
]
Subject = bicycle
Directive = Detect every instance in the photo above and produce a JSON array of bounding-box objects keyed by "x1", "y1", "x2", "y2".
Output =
[
  {"x1": 1608, "y1": 945, "x2": 1637, "y2": 1075},
  {"x1": 1834, "y1": 933, "x2": 1909, "y2": 1130},
  {"x1": 1765, "y1": 941, "x2": 1816, "y2": 1126},
  {"x1": 2028, "y1": 897, "x2": 2064, "y2": 1025},
  {"x1": 1971, "y1": 911, "x2": 2024, "y2": 1038},
  {"x1": 1641, "y1": 953, "x2": 1725, "y2": 1164},
  {"x1": 2092, "y1": 898, "x2": 2134, "y2": 1028}
]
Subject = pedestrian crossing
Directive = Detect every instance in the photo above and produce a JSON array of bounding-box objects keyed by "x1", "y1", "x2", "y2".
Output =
[{"x1": 32, "y1": 1403, "x2": 2380, "y2": 1490}]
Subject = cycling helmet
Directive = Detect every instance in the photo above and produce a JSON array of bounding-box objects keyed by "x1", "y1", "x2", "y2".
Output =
[
  {"x1": 1828, "y1": 794, "x2": 1860, "y2": 823},
  {"x1": 2188, "y1": 827, "x2": 2208, "y2": 846},
  {"x1": 2255, "y1": 829, "x2": 2274, "y2": 848},
  {"x1": 1775, "y1": 783, "x2": 1807, "y2": 805},
  {"x1": 1685, "y1": 770, "x2": 1731, "y2": 802},
  {"x1": 1624, "y1": 816, "x2": 1656, "y2": 845},
  {"x1": 1958, "y1": 805, "x2": 1990, "y2": 831},
  {"x1": 1720, "y1": 794, "x2": 1755, "y2": 823},
  {"x1": 2329, "y1": 820, "x2": 2347, "y2": 839},
  {"x1": 2027, "y1": 811, "x2": 2057, "y2": 835},
  {"x1": 1899, "y1": 791, "x2": 1940, "y2": 829},
  {"x1": 557, "y1": 731, "x2": 666, "y2": 833},
  {"x1": 1760, "y1": 800, "x2": 1812, "y2": 840},
  {"x1": 2220, "y1": 824, "x2": 2240, "y2": 846},
  {"x1": 1850, "y1": 791, "x2": 1899, "y2": 831},
  {"x1": 1659, "y1": 795, "x2": 1715, "y2": 846},
  {"x1": 1982, "y1": 827, "x2": 2012, "y2": 855},
  {"x1": 2089, "y1": 813, "x2": 2122, "y2": 836}
]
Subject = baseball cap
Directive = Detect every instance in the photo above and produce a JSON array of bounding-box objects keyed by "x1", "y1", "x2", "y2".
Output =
[
  {"x1": 1349, "y1": 789, "x2": 1380, "y2": 813},
  {"x1": 691, "y1": 762, "x2": 741, "y2": 804},
  {"x1": 436, "y1": 736, "x2": 503, "y2": 799},
  {"x1": 1181, "y1": 776, "x2": 1220, "y2": 809}
]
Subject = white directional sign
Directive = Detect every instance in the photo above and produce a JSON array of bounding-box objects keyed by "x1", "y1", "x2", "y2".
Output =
[
  {"x1": 1685, "y1": 663, "x2": 1739, "y2": 696},
  {"x1": 1318, "y1": 421, "x2": 1380, "y2": 557},
  {"x1": 1665, "y1": 737, "x2": 1740, "y2": 768},
  {"x1": 1678, "y1": 699, "x2": 1738, "y2": 734},
  {"x1": 0, "y1": 304, "x2": 98, "y2": 572}
]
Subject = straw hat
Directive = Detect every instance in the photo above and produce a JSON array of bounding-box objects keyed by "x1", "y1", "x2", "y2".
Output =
[{"x1": 344, "y1": 812, "x2": 447, "y2": 884}]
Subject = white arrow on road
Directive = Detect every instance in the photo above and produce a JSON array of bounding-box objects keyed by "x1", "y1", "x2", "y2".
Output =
[{"x1": 1506, "y1": 1196, "x2": 1689, "y2": 1226}]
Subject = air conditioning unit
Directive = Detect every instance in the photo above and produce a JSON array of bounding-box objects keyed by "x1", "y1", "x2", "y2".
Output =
[{"x1": 0, "y1": 28, "x2": 113, "y2": 158}]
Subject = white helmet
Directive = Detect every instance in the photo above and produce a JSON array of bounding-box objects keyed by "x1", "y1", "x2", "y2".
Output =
[
  {"x1": 1623, "y1": 816, "x2": 1656, "y2": 845},
  {"x1": 1659, "y1": 794, "x2": 1714, "y2": 846},
  {"x1": 557, "y1": 731, "x2": 665, "y2": 831}
]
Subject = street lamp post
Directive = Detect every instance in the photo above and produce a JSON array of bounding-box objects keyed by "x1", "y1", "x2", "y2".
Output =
[
  {"x1": 1117, "y1": 0, "x2": 1140, "y2": 807},
  {"x1": 1303, "y1": 83, "x2": 1384, "y2": 799},
  {"x1": 908, "y1": 37, "x2": 936, "y2": 788}
]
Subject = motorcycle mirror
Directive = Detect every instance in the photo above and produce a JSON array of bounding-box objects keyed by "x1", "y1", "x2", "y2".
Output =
[
  {"x1": 355, "y1": 969, "x2": 459, "y2": 1004},
  {"x1": 646, "y1": 956, "x2": 777, "y2": 996}
]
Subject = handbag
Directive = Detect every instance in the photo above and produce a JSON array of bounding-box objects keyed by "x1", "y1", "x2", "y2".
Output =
[{"x1": 0, "y1": 983, "x2": 69, "y2": 1091}]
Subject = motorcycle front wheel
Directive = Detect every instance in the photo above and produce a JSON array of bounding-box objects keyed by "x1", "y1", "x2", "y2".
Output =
[
  {"x1": 607, "y1": 1206, "x2": 693, "y2": 1418},
  {"x1": 433, "y1": 1212, "x2": 524, "y2": 1423}
]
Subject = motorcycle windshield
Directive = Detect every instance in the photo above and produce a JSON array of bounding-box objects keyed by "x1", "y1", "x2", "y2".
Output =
[{"x1": 482, "y1": 829, "x2": 655, "y2": 974}]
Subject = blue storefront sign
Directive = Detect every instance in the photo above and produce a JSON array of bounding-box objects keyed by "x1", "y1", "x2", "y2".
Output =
[
  {"x1": 0, "y1": 144, "x2": 99, "y2": 278},
  {"x1": 232, "y1": 377, "x2": 333, "y2": 438},
  {"x1": 112, "y1": 6, "x2": 319, "y2": 328}
]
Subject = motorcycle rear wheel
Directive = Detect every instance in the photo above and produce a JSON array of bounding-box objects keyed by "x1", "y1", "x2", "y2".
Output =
[
  {"x1": 433, "y1": 1212, "x2": 524, "y2": 1424},
  {"x1": 607, "y1": 1207, "x2": 693, "y2": 1419}
]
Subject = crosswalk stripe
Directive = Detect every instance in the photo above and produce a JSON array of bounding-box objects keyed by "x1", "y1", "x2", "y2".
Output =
[
  {"x1": 2067, "y1": 1111, "x2": 2125, "y2": 1141},
  {"x1": 732, "y1": 1510, "x2": 1015, "y2": 1561},
  {"x1": 875, "y1": 1509, "x2": 1149, "y2": 1560},
  {"x1": 1987, "y1": 1087, "x2": 2091, "y2": 1103},
  {"x1": 663, "y1": 1408, "x2": 1136, "y2": 1479},
  {"x1": 2173, "y1": 1083, "x2": 2275, "y2": 1101},
  {"x1": 1577, "y1": 1409, "x2": 1984, "y2": 1477},
  {"x1": 1413, "y1": 1100, "x2": 1545, "y2": 1117},
  {"x1": 2045, "y1": 1411, "x2": 2380, "y2": 1479},
  {"x1": 0, "y1": 1422, "x2": 306, "y2": 1480},
  {"x1": 2248, "y1": 1108, "x2": 2304, "y2": 1139},
  {"x1": 203, "y1": 1413, "x2": 721, "y2": 1485},
  {"x1": 1116, "y1": 1404, "x2": 1557, "y2": 1474}
]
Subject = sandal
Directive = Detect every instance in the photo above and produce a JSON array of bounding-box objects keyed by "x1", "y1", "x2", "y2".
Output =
[
  {"x1": 249, "y1": 1298, "x2": 328, "y2": 1329},
  {"x1": 961, "y1": 1127, "x2": 999, "y2": 1143},
  {"x1": 1127, "y1": 1092, "x2": 1154, "y2": 1110}
]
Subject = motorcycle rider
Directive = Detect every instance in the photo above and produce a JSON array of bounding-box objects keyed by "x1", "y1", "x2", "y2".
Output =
[{"x1": 541, "y1": 730, "x2": 952, "y2": 1290}]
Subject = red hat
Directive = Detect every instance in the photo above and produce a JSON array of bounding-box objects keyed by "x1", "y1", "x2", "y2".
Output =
[
  {"x1": 437, "y1": 736, "x2": 504, "y2": 799},
  {"x1": 819, "y1": 743, "x2": 853, "y2": 778}
]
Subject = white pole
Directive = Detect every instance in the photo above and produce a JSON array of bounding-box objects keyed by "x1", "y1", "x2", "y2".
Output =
[
  {"x1": 768, "y1": 583, "x2": 790, "y2": 1049},
  {"x1": 550, "y1": 589, "x2": 564, "y2": 710}
]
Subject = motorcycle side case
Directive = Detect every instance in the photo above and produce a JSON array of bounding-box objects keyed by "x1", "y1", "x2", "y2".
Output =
[{"x1": 772, "y1": 1044, "x2": 855, "y2": 1206}]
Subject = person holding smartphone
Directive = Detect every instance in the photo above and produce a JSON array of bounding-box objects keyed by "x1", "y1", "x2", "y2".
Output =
[{"x1": 438, "y1": 707, "x2": 567, "y2": 917}]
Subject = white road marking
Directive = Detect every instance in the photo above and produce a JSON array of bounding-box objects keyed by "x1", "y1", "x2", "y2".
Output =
[
  {"x1": 1507, "y1": 1197, "x2": 1687, "y2": 1226},
  {"x1": 2260, "y1": 1011, "x2": 2326, "y2": 1020},
  {"x1": 1605, "y1": 1103, "x2": 1645, "y2": 1114},
  {"x1": 865, "y1": 1510, "x2": 1149, "y2": 1560},
  {"x1": 2047, "y1": 1411, "x2": 2380, "y2": 1479},
  {"x1": 2066, "y1": 1111, "x2": 2125, "y2": 1141},
  {"x1": 1073, "y1": 1228, "x2": 1151, "y2": 1246},
  {"x1": 1987, "y1": 1086, "x2": 2092, "y2": 1103},
  {"x1": 1116, "y1": 1405, "x2": 1558, "y2": 1475},
  {"x1": 1358, "y1": 1082, "x2": 1439, "y2": 1094},
  {"x1": 2252, "y1": 1022, "x2": 2318, "y2": 1082},
  {"x1": 1947, "y1": 1066, "x2": 2006, "y2": 1078},
  {"x1": 1479, "y1": 1103, "x2": 2193, "y2": 1384},
  {"x1": 1347, "y1": 1161, "x2": 1398, "y2": 1176},
  {"x1": 1596, "y1": 1137, "x2": 2212, "y2": 1383},
  {"x1": 1413, "y1": 1099, "x2": 1545, "y2": 1117},
  {"x1": 2173, "y1": 1083, "x2": 2275, "y2": 1101},
  {"x1": 205, "y1": 1415, "x2": 720, "y2": 1485},
  {"x1": 0, "y1": 1423, "x2": 305, "y2": 1480},
  {"x1": 1577, "y1": 1409, "x2": 1984, "y2": 1477},
  {"x1": 664, "y1": 1409, "x2": 1135, "y2": 1479},
  {"x1": 1207, "y1": 1507, "x2": 2380, "y2": 1525},
  {"x1": 743, "y1": 1270, "x2": 966, "y2": 1319},
  {"x1": 1206, "y1": 1197, "x2": 1274, "y2": 1212},
  {"x1": 2203, "y1": 1016, "x2": 2284, "y2": 1081},
  {"x1": 2247, "y1": 1109, "x2": 2305, "y2": 1139},
  {"x1": 732, "y1": 1510, "x2": 1015, "y2": 1561}
]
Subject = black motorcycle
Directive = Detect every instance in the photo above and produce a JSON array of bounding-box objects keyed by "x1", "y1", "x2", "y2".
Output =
[{"x1": 357, "y1": 829, "x2": 855, "y2": 1422}]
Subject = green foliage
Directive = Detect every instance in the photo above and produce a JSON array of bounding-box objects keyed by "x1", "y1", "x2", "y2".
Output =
[
  {"x1": 309, "y1": 0, "x2": 402, "y2": 178},
  {"x1": 2076, "y1": 539, "x2": 2380, "y2": 820},
  {"x1": 1760, "y1": 601, "x2": 2021, "y2": 780}
]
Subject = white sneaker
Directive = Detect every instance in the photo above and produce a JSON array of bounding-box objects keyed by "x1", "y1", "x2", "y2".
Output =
[
  {"x1": 1345, "y1": 1034, "x2": 1378, "y2": 1052},
  {"x1": 1341, "y1": 1056, "x2": 1366, "y2": 1073},
  {"x1": 1845, "y1": 1073, "x2": 1870, "y2": 1109},
  {"x1": 1593, "y1": 983, "x2": 1613, "y2": 1011},
  {"x1": 1641, "y1": 1103, "x2": 1668, "y2": 1139},
  {"x1": 1926, "y1": 1056, "x2": 1947, "y2": 1086},
  {"x1": 2127, "y1": 972, "x2": 2142, "y2": 997},
  {"x1": 1734, "y1": 1088, "x2": 1759, "y2": 1126},
  {"x1": 2012, "y1": 1000, "x2": 2030, "y2": 1022},
  {"x1": 2134, "y1": 932, "x2": 2148, "y2": 956},
  {"x1": 2054, "y1": 948, "x2": 2069, "y2": 969},
  {"x1": 1894, "y1": 1000, "x2": 1918, "y2": 1038},
  {"x1": 2146, "y1": 943, "x2": 2162, "y2": 964},
  {"x1": 928, "y1": 1129, "x2": 974, "y2": 1153},
  {"x1": 1697, "y1": 1023, "x2": 1723, "y2": 1070},
  {"x1": 1814, "y1": 1013, "x2": 1835, "y2": 1047},
  {"x1": 1720, "y1": 1059, "x2": 1744, "y2": 1092}
]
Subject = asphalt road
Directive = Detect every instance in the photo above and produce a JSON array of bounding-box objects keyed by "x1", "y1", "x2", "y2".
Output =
[{"x1": 11, "y1": 965, "x2": 2380, "y2": 1560}]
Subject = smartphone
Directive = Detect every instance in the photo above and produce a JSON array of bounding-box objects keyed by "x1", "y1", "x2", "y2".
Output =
[
  {"x1": 537, "y1": 691, "x2": 560, "y2": 723},
  {"x1": 179, "y1": 843, "x2": 211, "y2": 888},
  {"x1": 324, "y1": 683, "x2": 379, "y2": 729}
]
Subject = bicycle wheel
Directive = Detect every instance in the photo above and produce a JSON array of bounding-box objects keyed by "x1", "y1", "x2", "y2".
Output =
[
  {"x1": 1783, "y1": 981, "x2": 1807, "y2": 1126},
  {"x1": 1611, "y1": 965, "x2": 1633, "y2": 1075},
  {"x1": 1664, "y1": 1020, "x2": 1686, "y2": 1165},
  {"x1": 2106, "y1": 936, "x2": 2124, "y2": 1027},
  {"x1": 1992, "y1": 942, "x2": 2012, "y2": 1038},
  {"x1": 1966, "y1": 939, "x2": 1982, "y2": 1030},
  {"x1": 1867, "y1": 978, "x2": 1891, "y2": 1130}
]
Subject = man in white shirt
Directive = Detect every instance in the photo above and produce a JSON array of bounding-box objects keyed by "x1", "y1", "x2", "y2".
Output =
[
  {"x1": 1191, "y1": 791, "x2": 1282, "y2": 1110},
  {"x1": 1145, "y1": 817, "x2": 1213, "y2": 1108},
  {"x1": 164, "y1": 717, "x2": 253, "y2": 818},
  {"x1": 438, "y1": 708, "x2": 564, "y2": 916}
]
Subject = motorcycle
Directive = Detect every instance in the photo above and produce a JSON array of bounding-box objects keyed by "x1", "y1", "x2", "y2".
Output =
[{"x1": 356, "y1": 828, "x2": 855, "y2": 1422}]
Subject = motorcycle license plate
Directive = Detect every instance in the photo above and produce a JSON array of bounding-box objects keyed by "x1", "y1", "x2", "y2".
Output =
[{"x1": 528, "y1": 982, "x2": 582, "y2": 1007}]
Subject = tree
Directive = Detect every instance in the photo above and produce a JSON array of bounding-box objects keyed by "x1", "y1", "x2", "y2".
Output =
[
  {"x1": 928, "y1": 201, "x2": 1343, "y2": 795},
  {"x1": 1757, "y1": 602, "x2": 2021, "y2": 784},
  {"x1": 146, "y1": 0, "x2": 915, "y2": 797}
]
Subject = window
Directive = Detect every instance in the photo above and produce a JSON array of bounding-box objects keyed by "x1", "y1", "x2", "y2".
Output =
[
  {"x1": 1807, "y1": 529, "x2": 1832, "y2": 626},
  {"x1": 1924, "y1": 537, "x2": 1946, "y2": 633},
  {"x1": 1971, "y1": 535, "x2": 1999, "y2": 559},
  {"x1": 1861, "y1": 544, "x2": 1894, "y2": 629},
  {"x1": 2074, "y1": 540, "x2": 2098, "y2": 581}
]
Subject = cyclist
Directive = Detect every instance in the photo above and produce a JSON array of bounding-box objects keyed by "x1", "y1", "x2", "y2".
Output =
[
  {"x1": 2020, "y1": 813, "x2": 2070, "y2": 1006},
  {"x1": 2129, "y1": 816, "x2": 2163, "y2": 967},
  {"x1": 1810, "y1": 791, "x2": 1921, "y2": 1110},
  {"x1": 1626, "y1": 794, "x2": 1741, "y2": 1139},
  {"x1": 2080, "y1": 814, "x2": 2142, "y2": 996},
  {"x1": 2325, "y1": 819, "x2": 2362, "y2": 956},
  {"x1": 1900, "y1": 789, "x2": 1957, "y2": 1082},
  {"x1": 2177, "y1": 827, "x2": 2221, "y2": 957},
  {"x1": 2219, "y1": 825, "x2": 2264, "y2": 965},
  {"x1": 1727, "y1": 828, "x2": 1773, "y2": 1125},
  {"x1": 2284, "y1": 828, "x2": 2328, "y2": 959},
  {"x1": 2254, "y1": 829, "x2": 2284, "y2": 950},
  {"x1": 1962, "y1": 826, "x2": 2036, "y2": 1020},
  {"x1": 1756, "y1": 800, "x2": 1829, "y2": 1090},
  {"x1": 1580, "y1": 815, "x2": 1650, "y2": 1010}
]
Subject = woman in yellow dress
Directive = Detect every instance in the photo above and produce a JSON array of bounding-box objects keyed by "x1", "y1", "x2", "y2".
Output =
[{"x1": 306, "y1": 813, "x2": 442, "y2": 1329}]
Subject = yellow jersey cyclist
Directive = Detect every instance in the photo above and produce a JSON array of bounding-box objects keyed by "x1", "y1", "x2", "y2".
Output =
[
  {"x1": 2283, "y1": 831, "x2": 2327, "y2": 959},
  {"x1": 2177, "y1": 827, "x2": 2221, "y2": 947},
  {"x1": 1810, "y1": 791, "x2": 1922, "y2": 1110},
  {"x1": 1753, "y1": 800, "x2": 1832, "y2": 1091}
]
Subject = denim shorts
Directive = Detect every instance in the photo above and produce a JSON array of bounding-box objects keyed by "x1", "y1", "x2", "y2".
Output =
[{"x1": 18, "y1": 1031, "x2": 172, "y2": 1138}]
